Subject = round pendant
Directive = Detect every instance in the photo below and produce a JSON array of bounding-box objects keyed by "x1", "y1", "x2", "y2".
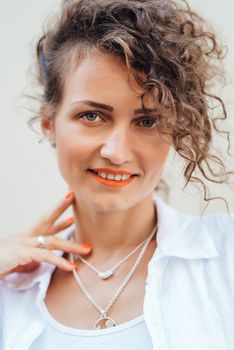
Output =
[
  {"x1": 98, "y1": 270, "x2": 113, "y2": 280},
  {"x1": 93, "y1": 316, "x2": 117, "y2": 329}
]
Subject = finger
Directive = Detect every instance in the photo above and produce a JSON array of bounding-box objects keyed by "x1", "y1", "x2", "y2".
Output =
[
  {"x1": 27, "y1": 192, "x2": 75, "y2": 238},
  {"x1": 49, "y1": 216, "x2": 75, "y2": 235},
  {"x1": 29, "y1": 236, "x2": 92, "y2": 255},
  {"x1": 42, "y1": 191, "x2": 75, "y2": 226},
  {"x1": 12, "y1": 261, "x2": 40, "y2": 273},
  {"x1": 31, "y1": 248, "x2": 77, "y2": 271}
]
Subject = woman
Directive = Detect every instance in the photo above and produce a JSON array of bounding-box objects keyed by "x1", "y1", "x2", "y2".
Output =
[{"x1": 1, "y1": 0, "x2": 233, "y2": 349}]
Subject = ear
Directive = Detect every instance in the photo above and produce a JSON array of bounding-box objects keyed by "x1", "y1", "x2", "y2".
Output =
[{"x1": 40, "y1": 105, "x2": 56, "y2": 146}]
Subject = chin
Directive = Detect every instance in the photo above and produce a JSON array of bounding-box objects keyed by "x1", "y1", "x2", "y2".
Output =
[
  {"x1": 95, "y1": 199, "x2": 131, "y2": 213},
  {"x1": 83, "y1": 193, "x2": 133, "y2": 213}
]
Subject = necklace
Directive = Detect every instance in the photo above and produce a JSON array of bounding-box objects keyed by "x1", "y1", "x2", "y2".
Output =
[
  {"x1": 72, "y1": 232, "x2": 152, "y2": 280},
  {"x1": 69, "y1": 225, "x2": 157, "y2": 329}
]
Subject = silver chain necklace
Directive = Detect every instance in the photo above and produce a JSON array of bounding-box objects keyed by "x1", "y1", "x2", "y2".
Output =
[
  {"x1": 69, "y1": 225, "x2": 157, "y2": 330},
  {"x1": 72, "y1": 233, "x2": 151, "y2": 280}
]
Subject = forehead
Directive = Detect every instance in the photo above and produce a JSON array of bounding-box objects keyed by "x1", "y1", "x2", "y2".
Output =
[{"x1": 61, "y1": 53, "x2": 154, "y2": 108}]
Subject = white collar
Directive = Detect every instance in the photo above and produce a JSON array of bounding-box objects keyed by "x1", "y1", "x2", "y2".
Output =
[
  {"x1": 153, "y1": 195, "x2": 219, "y2": 261},
  {"x1": 3, "y1": 194, "x2": 219, "y2": 292}
]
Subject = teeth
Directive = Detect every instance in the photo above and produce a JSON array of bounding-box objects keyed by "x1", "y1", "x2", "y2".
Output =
[
  {"x1": 115, "y1": 174, "x2": 122, "y2": 181},
  {"x1": 96, "y1": 172, "x2": 131, "y2": 181},
  {"x1": 107, "y1": 173, "x2": 115, "y2": 180},
  {"x1": 100, "y1": 172, "x2": 107, "y2": 179}
]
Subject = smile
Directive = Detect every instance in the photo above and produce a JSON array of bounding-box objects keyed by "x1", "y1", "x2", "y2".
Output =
[{"x1": 88, "y1": 169, "x2": 137, "y2": 188}]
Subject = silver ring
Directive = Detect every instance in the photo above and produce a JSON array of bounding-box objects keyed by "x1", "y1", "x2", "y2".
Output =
[{"x1": 37, "y1": 235, "x2": 46, "y2": 249}]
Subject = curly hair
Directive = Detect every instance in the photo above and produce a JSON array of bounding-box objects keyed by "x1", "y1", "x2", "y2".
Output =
[{"x1": 30, "y1": 0, "x2": 233, "y2": 213}]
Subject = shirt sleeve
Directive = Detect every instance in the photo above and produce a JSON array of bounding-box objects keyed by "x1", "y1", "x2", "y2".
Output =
[
  {"x1": 218, "y1": 214, "x2": 234, "y2": 291},
  {"x1": 203, "y1": 213, "x2": 234, "y2": 345},
  {"x1": 207, "y1": 213, "x2": 234, "y2": 279},
  {"x1": 203, "y1": 213, "x2": 234, "y2": 319},
  {"x1": 0, "y1": 281, "x2": 3, "y2": 346}
]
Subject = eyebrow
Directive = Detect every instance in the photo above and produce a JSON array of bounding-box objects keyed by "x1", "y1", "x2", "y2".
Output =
[{"x1": 71, "y1": 100, "x2": 157, "y2": 115}]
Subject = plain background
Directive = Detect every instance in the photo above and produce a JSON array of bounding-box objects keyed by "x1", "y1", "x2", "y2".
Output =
[{"x1": 0, "y1": 0, "x2": 234, "y2": 236}]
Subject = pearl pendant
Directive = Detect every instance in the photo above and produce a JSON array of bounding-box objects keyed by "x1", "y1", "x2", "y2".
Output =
[{"x1": 98, "y1": 270, "x2": 113, "y2": 279}]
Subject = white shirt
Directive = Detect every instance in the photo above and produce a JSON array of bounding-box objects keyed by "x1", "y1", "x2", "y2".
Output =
[
  {"x1": 1, "y1": 195, "x2": 234, "y2": 350},
  {"x1": 29, "y1": 300, "x2": 153, "y2": 349}
]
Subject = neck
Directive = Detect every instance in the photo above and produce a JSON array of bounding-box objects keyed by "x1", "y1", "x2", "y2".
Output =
[{"x1": 72, "y1": 194, "x2": 157, "y2": 255}]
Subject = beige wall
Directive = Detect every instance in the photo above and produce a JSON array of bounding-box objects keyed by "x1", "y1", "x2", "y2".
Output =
[{"x1": 0, "y1": 0, "x2": 233, "y2": 236}]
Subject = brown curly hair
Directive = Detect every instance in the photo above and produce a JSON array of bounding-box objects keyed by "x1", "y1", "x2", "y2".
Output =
[{"x1": 30, "y1": 0, "x2": 233, "y2": 213}]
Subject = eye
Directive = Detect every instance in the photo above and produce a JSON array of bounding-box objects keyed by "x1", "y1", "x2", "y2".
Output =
[
  {"x1": 78, "y1": 112, "x2": 102, "y2": 122},
  {"x1": 137, "y1": 117, "x2": 158, "y2": 129}
]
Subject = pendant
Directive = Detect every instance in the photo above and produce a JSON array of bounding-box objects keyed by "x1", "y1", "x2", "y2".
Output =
[
  {"x1": 93, "y1": 316, "x2": 117, "y2": 329},
  {"x1": 98, "y1": 270, "x2": 113, "y2": 279}
]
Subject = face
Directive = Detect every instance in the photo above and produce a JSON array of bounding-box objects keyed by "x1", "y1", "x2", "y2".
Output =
[{"x1": 42, "y1": 53, "x2": 171, "y2": 212}]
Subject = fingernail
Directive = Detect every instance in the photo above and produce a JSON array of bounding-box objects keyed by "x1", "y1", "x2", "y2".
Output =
[
  {"x1": 79, "y1": 243, "x2": 93, "y2": 251},
  {"x1": 67, "y1": 261, "x2": 77, "y2": 268},
  {"x1": 67, "y1": 216, "x2": 74, "y2": 224},
  {"x1": 65, "y1": 191, "x2": 73, "y2": 199}
]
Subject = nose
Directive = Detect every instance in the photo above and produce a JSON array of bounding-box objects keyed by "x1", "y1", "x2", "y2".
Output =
[{"x1": 100, "y1": 128, "x2": 133, "y2": 165}]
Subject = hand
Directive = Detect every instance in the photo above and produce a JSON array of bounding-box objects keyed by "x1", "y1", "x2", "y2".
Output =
[{"x1": 0, "y1": 192, "x2": 92, "y2": 279}]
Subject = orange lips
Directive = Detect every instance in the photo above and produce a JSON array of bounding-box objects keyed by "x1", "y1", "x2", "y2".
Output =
[{"x1": 90, "y1": 171, "x2": 135, "y2": 188}]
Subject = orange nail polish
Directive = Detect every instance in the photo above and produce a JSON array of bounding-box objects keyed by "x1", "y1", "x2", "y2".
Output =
[
  {"x1": 79, "y1": 243, "x2": 93, "y2": 250},
  {"x1": 65, "y1": 191, "x2": 73, "y2": 199},
  {"x1": 67, "y1": 261, "x2": 77, "y2": 268},
  {"x1": 67, "y1": 216, "x2": 74, "y2": 224}
]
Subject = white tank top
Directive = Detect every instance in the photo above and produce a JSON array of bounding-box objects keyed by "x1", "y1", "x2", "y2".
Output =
[{"x1": 29, "y1": 300, "x2": 153, "y2": 349}]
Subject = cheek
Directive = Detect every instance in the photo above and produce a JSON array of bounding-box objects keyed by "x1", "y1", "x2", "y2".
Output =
[
  {"x1": 55, "y1": 129, "x2": 99, "y2": 183},
  {"x1": 54, "y1": 132, "x2": 83, "y2": 181},
  {"x1": 143, "y1": 143, "x2": 170, "y2": 181}
]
